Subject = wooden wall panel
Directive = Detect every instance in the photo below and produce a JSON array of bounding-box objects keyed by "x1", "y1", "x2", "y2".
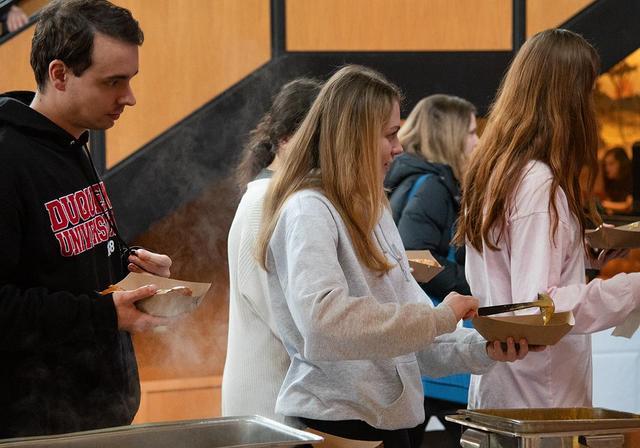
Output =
[
  {"x1": 0, "y1": 26, "x2": 36, "y2": 93},
  {"x1": 107, "y1": 0, "x2": 271, "y2": 167},
  {"x1": 0, "y1": 1, "x2": 50, "y2": 91},
  {"x1": 133, "y1": 376, "x2": 221, "y2": 424},
  {"x1": 0, "y1": 1, "x2": 271, "y2": 168},
  {"x1": 527, "y1": 0, "x2": 594, "y2": 37},
  {"x1": 286, "y1": 0, "x2": 512, "y2": 51},
  {"x1": 18, "y1": 0, "x2": 49, "y2": 16}
]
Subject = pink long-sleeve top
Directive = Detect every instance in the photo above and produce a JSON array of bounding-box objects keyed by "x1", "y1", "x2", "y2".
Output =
[{"x1": 465, "y1": 160, "x2": 640, "y2": 409}]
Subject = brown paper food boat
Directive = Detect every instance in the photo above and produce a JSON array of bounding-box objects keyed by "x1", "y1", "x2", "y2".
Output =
[
  {"x1": 472, "y1": 311, "x2": 574, "y2": 346},
  {"x1": 113, "y1": 272, "x2": 211, "y2": 317},
  {"x1": 406, "y1": 250, "x2": 443, "y2": 283},
  {"x1": 585, "y1": 222, "x2": 640, "y2": 249}
]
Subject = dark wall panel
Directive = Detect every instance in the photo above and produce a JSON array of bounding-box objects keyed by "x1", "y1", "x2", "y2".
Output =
[{"x1": 104, "y1": 51, "x2": 511, "y2": 241}]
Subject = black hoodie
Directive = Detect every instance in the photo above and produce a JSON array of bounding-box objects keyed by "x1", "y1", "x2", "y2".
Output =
[
  {"x1": 0, "y1": 92, "x2": 139, "y2": 437},
  {"x1": 384, "y1": 153, "x2": 470, "y2": 301}
]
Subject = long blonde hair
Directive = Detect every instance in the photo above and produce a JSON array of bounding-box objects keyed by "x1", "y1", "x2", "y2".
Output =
[
  {"x1": 456, "y1": 28, "x2": 600, "y2": 252},
  {"x1": 399, "y1": 94, "x2": 476, "y2": 181},
  {"x1": 257, "y1": 65, "x2": 402, "y2": 273}
]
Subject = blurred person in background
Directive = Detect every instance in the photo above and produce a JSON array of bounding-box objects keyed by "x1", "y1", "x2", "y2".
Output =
[
  {"x1": 222, "y1": 78, "x2": 322, "y2": 422},
  {"x1": 1, "y1": 1, "x2": 29, "y2": 35},
  {"x1": 457, "y1": 28, "x2": 640, "y2": 410},
  {"x1": 384, "y1": 94, "x2": 478, "y2": 446},
  {"x1": 386, "y1": 94, "x2": 478, "y2": 301},
  {"x1": 600, "y1": 146, "x2": 633, "y2": 215}
]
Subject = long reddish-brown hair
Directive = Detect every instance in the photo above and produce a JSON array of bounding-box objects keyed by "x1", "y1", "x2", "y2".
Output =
[{"x1": 456, "y1": 28, "x2": 601, "y2": 252}]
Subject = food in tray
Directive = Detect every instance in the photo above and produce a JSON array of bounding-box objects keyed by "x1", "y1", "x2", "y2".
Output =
[
  {"x1": 406, "y1": 250, "x2": 444, "y2": 283},
  {"x1": 99, "y1": 284, "x2": 123, "y2": 295},
  {"x1": 477, "y1": 293, "x2": 555, "y2": 325},
  {"x1": 472, "y1": 311, "x2": 574, "y2": 346},
  {"x1": 156, "y1": 286, "x2": 193, "y2": 296},
  {"x1": 410, "y1": 258, "x2": 439, "y2": 267},
  {"x1": 97, "y1": 273, "x2": 211, "y2": 317}
]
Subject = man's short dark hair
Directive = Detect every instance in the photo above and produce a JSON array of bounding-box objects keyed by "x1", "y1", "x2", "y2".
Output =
[{"x1": 30, "y1": 0, "x2": 144, "y2": 91}]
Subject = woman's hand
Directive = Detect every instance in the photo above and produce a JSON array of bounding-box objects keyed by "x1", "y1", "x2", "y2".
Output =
[
  {"x1": 486, "y1": 337, "x2": 546, "y2": 362},
  {"x1": 442, "y1": 292, "x2": 479, "y2": 321}
]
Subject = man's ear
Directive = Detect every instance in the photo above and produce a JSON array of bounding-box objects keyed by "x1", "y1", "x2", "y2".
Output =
[{"x1": 49, "y1": 59, "x2": 68, "y2": 91}]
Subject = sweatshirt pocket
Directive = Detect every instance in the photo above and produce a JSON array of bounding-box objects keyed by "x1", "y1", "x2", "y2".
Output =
[{"x1": 376, "y1": 359, "x2": 424, "y2": 429}]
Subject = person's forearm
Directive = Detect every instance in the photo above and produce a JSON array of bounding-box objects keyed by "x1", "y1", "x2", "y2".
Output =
[
  {"x1": 602, "y1": 195, "x2": 633, "y2": 213},
  {"x1": 416, "y1": 327, "x2": 495, "y2": 377},
  {"x1": 0, "y1": 283, "x2": 117, "y2": 352}
]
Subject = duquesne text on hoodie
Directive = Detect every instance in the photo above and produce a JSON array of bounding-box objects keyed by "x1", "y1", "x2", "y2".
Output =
[{"x1": 44, "y1": 181, "x2": 116, "y2": 257}]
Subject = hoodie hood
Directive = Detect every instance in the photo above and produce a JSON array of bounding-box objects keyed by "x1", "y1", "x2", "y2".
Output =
[
  {"x1": 0, "y1": 91, "x2": 88, "y2": 149},
  {"x1": 384, "y1": 153, "x2": 459, "y2": 198}
]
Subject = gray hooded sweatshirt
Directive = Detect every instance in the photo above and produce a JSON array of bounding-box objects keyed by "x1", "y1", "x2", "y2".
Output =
[{"x1": 266, "y1": 189, "x2": 494, "y2": 430}]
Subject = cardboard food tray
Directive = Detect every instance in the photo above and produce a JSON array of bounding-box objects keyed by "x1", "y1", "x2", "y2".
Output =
[
  {"x1": 115, "y1": 272, "x2": 211, "y2": 317},
  {"x1": 406, "y1": 250, "x2": 443, "y2": 283},
  {"x1": 471, "y1": 311, "x2": 574, "y2": 346},
  {"x1": 585, "y1": 221, "x2": 640, "y2": 249}
]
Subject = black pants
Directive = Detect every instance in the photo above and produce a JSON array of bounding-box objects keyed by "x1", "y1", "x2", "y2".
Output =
[
  {"x1": 408, "y1": 397, "x2": 464, "y2": 448},
  {"x1": 300, "y1": 417, "x2": 424, "y2": 448}
]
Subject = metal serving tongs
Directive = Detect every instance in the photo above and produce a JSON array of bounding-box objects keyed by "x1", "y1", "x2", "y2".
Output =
[{"x1": 477, "y1": 293, "x2": 555, "y2": 325}]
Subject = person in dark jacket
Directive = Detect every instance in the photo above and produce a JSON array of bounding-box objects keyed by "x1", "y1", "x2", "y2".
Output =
[
  {"x1": 384, "y1": 94, "x2": 478, "y2": 447},
  {"x1": 386, "y1": 94, "x2": 478, "y2": 300},
  {"x1": 0, "y1": 0, "x2": 173, "y2": 438}
]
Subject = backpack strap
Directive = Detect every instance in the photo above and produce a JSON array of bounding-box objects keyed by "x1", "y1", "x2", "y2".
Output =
[
  {"x1": 406, "y1": 173, "x2": 432, "y2": 203},
  {"x1": 406, "y1": 173, "x2": 458, "y2": 263}
]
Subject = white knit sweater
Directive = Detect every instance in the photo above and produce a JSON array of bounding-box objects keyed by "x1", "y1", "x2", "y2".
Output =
[{"x1": 222, "y1": 177, "x2": 289, "y2": 422}]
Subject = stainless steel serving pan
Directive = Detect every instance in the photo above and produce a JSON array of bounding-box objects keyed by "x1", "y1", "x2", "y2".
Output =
[
  {"x1": 0, "y1": 415, "x2": 324, "y2": 448},
  {"x1": 454, "y1": 407, "x2": 640, "y2": 434}
]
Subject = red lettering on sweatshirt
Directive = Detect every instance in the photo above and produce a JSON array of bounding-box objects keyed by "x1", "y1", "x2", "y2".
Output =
[
  {"x1": 54, "y1": 232, "x2": 74, "y2": 257},
  {"x1": 75, "y1": 190, "x2": 91, "y2": 221},
  {"x1": 44, "y1": 182, "x2": 117, "y2": 257},
  {"x1": 60, "y1": 196, "x2": 80, "y2": 226},
  {"x1": 45, "y1": 200, "x2": 68, "y2": 232},
  {"x1": 95, "y1": 214, "x2": 108, "y2": 240},
  {"x1": 85, "y1": 186, "x2": 97, "y2": 217}
]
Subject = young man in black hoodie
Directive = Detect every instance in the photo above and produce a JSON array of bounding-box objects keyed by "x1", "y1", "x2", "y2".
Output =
[{"x1": 0, "y1": 0, "x2": 174, "y2": 438}]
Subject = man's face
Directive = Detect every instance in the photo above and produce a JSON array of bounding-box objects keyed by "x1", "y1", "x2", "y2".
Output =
[{"x1": 62, "y1": 32, "x2": 138, "y2": 134}]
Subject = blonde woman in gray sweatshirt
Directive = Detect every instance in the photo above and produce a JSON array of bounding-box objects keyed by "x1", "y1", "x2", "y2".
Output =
[{"x1": 256, "y1": 65, "x2": 540, "y2": 448}]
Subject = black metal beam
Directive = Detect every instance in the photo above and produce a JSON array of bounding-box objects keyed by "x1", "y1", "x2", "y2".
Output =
[
  {"x1": 512, "y1": 0, "x2": 527, "y2": 53},
  {"x1": 561, "y1": 0, "x2": 640, "y2": 72},
  {"x1": 271, "y1": 0, "x2": 286, "y2": 58},
  {"x1": 89, "y1": 130, "x2": 106, "y2": 175}
]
